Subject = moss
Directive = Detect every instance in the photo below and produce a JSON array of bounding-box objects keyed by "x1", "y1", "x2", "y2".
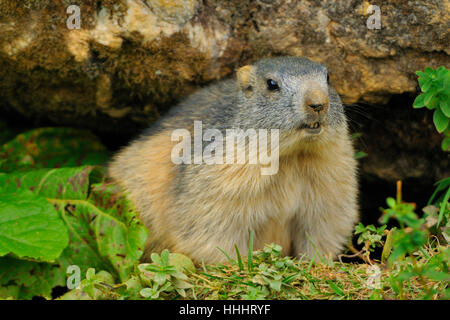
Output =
[
  {"x1": 92, "y1": 32, "x2": 211, "y2": 112},
  {"x1": 0, "y1": 0, "x2": 211, "y2": 133},
  {"x1": 0, "y1": 0, "x2": 247, "y2": 134}
]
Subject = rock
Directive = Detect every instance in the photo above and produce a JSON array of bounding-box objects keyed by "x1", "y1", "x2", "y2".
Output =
[{"x1": 0, "y1": 0, "x2": 449, "y2": 185}]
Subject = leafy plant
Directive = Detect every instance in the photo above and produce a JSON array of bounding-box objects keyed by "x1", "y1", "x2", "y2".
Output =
[
  {"x1": 376, "y1": 182, "x2": 448, "y2": 299},
  {"x1": 354, "y1": 223, "x2": 386, "y2": 261},
  {"x1": 138, "y1": 250, "x2": 194, "y2": 299},
  {"x1": 0, "y1": 128, "x2": 147, "y2": 299},
  {"x1": 412, "y1": 66, "x2": 450, "y2": 241},
  {"x1": 380, "y1": 193, "x2": 427, "y2": 263},
  {"x1": 413, "y1": 66, "x2": 450, "y2": 151}
]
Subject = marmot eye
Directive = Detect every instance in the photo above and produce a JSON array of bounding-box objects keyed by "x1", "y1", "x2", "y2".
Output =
[
  {"x1": 266, "y1": 79, "x2": 279, "y2": 91},
  {"x1": 327, "y1": 73, "x2": 330, "y2": 83}
]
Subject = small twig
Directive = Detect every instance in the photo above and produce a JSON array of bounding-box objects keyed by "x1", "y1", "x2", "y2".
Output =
[{"x1": 339, "y1": 244, "x2": 373, "y2": 264}]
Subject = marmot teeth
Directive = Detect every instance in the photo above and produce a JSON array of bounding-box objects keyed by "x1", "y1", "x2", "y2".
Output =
[{"x1": 306, "y1": 122, "x2": 320, "y2": 129}]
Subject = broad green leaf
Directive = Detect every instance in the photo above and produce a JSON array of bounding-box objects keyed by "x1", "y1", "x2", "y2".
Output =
[
  {"x1": 0, "y1": 127, "x2": 110, "y2": 173},
  {"x1": 433, "y1": 108, "x2": 449, "y2": 133},
  {"x1": 442, "y1": 136, "x2": 450, "y2": 152},
  {"x1": 169, "y1": 253, "x2": 196, "y2": 274},
  {"x1": 0, "y1": 166, "x2": 104, "y2": 200},
  {"x1": 425, "y1": 67, "x2": 433, "y2": 75},
  {"x1": 418, "y1": 77, "x2": 427, "y2": 88},
  {"x1": 386, "y1": 197, "x2": 396, "y2": 208},
  {"x1": 416, "y1": 70, "x2": 429, "y2": 80},
  {"x1": 421, "y1": 79, "x2": 433, "y2": 92},
  {"x1": 0, "y1": 190, "x2": 69, "y2": 261},
  {"x1": 424, "y1": 88, "x2": 436, "y2": 107},
  {"x1": 413, "y1": 93, "x2": 426, "y2": 108},
  {"x1": 428, "y1": 96, "x2": 439, "y2": 109},
  {"x1": 0, "y1": 257, "x2": 65, "y2": 299},
  {"x1": 0, "y1": 166, "x2": 148, "y2": 282},
  {"x1": 440, "y1": 99, "x2": 450, "y2": 118},
  {"x1": 57, "y1": 180, "x2": 148, "y2": 282},
  {"x1": 72, "y1": 182, "x2": 148, "y2": 281},
  {"x1": 436, "y1": 66, "x2": 449, "y2": 79}
]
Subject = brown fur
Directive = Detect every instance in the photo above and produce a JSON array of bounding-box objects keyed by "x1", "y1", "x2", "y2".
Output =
[
  {"x1": 109, "y1": 125, "x2": 357, "y2": 263},
  {"x1": 108, "y1": 56, "x2": 359, "y2": 264}
]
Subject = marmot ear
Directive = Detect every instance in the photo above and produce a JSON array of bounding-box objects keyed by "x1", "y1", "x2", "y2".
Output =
[{"x1": 236, "y1": 65, "x2": 256, "y2": 93}]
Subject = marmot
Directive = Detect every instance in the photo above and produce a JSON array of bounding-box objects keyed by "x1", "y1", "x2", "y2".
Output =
[{"x1": 109, "y1": 56, "x2": 359, "y2": 264}]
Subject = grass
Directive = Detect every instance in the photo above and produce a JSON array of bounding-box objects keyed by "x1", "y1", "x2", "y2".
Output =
[
  {"x1": 181, "y1": 243, "x2": 447, "y2": 300},
  {"x1": 65, "y1": 235, "x2": 448, "y2": 300}
]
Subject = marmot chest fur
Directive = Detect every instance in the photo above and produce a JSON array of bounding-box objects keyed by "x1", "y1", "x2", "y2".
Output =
[{"x1": 109, "y1": 56, "x2": 359, "y2": 263}]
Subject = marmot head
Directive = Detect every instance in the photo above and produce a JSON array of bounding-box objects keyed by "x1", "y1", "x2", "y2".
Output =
[{"x1": 235, "y1": 56, "x2": 347, "y2": 150}]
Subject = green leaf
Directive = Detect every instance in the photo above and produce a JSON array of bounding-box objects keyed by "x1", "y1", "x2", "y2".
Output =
[
  {"x1": 0, "y1": 166, "x2": 104, "y2": 200},
  {"x1": 0, "y1": 190, "x2": 69, "y2": 261},
  {"x1": 151, "y1": 253, "x2": 161, "y2": 265},
  {"x1": 440, "y1": 99, "x2": 450, "y2": 118},
  {"x1": 442, "y1": 136, "x2": 450, "y2": 152},
  {"x1": 57, "y1": 182, "x2": 148, "y2": 282},
  {"x1": 433, "y1": 108, "x2": 449, "y2": 133},
  {"x1": 381, "y1": 228, "x2": 396, "y2": 263},
  {"x1": 0, "y1": 128, "x2": 110, "y2": 173},
  {"x1": 428, "y1": 96, "x2": 440, "y2": 109},
  {"x1": 424, "y1": 88, "x2": 437, "y2": 107},
  {"x1": 354, "y1": 151, "x2": 368, "y2": 159},
  {"x1": 436, "y1": 66, "x2": 449, "y2": 79},
  {"x1": 169, "y1": 253, "x2": 196, "y2": 274},
  {"x1": 268, "y1": 279, "x2": 282, "y2": 292},
  {"x1": 155, "y1": 272, "x2": 167, "y2": 285},
  {"x1": 0, "y1": 166, "x2": 148, "y2": 282},
  {"x1": 413, "y1": 93, "x2": 426, "y2": 108},
  {"x1": 386, "y1": 197, "x2": 396, "y2": 208},
  {"x1": 161, "y1": 249, "x2": 170, "y2": 267},
  {"x1": 0, "y1": 257, "x2": 65, "y2": 299},
  {"x1": 416, "y1": 70, "x2": 429, "y2": 80},
  {"x1": 421, "y1": 79, "x2": 433, "y2": 92}
]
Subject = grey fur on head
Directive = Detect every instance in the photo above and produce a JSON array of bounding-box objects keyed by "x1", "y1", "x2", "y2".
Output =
[
  {"x1": 140, "y1": 56, "x2": 346, "y2": 142},
  {"x1": 234, "y1": 56, "x2": 346, "y2": 131}
]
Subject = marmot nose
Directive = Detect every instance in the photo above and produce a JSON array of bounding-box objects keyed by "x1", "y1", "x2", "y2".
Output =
[
  {"x1": 308, "y1": 104, "x2": 325, "y2": 112},
  {"x1": 305, "y1": 100, "x2": 329, "y2": 114},
  {"x1": 304, "y1": 86, "x2": 329, "y2": 114}
]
